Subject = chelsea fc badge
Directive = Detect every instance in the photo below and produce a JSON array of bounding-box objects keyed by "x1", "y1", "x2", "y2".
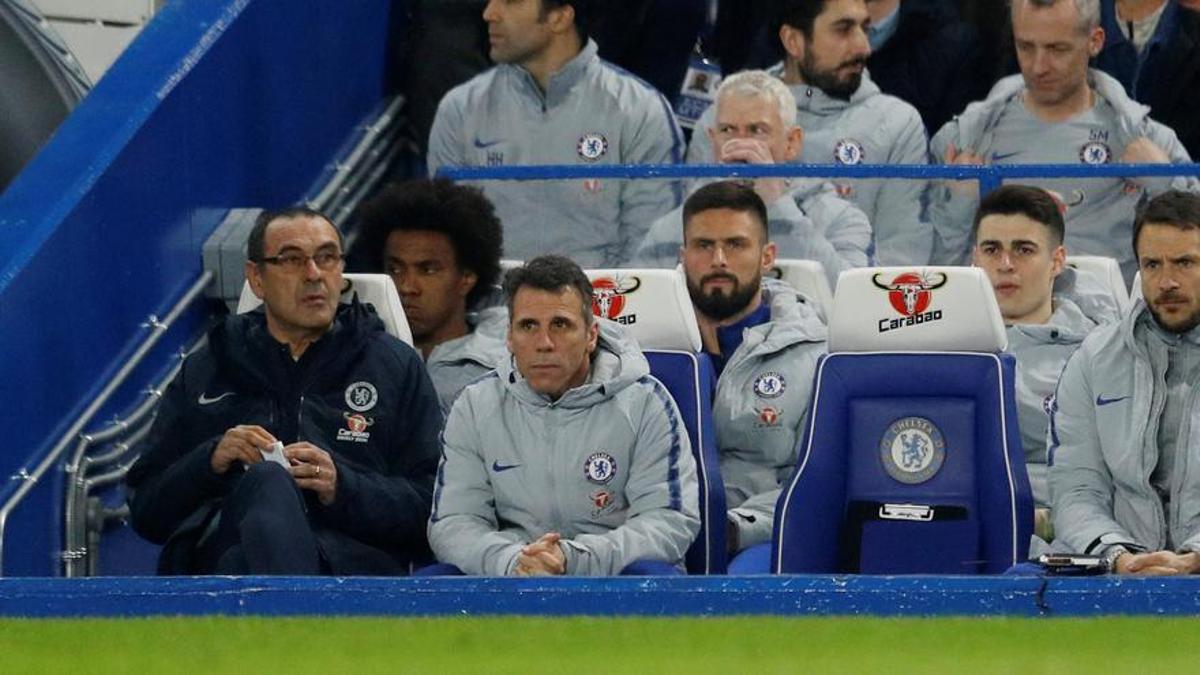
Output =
[
  {"x1": 344, "y1": 381, "x2": 378, "y2": 413},
  {"x1": 879, "y1": 416, "x2": 946, "y2": 484},
  {"x1": 577, "y1": 133, "x2": 609, "y2": 161},
  {"x1": 1079, "y1": 141, "x2": 1112, "y2": 165},
  {"x1": 752, "y1": 372, "x2": 787, "y2": 399},
  {"x1": 584, "y1": 452, "x2": 617, "y2": 484},
  {"x1": 834, "y1": 138, "x2": 865, "y2": 165}
]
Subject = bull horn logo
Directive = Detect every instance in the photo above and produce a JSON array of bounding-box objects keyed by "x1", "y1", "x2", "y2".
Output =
[
  {"x1": 590, "y1": 276, "x2": 642, "y2": 320},
  {"x1": 872, "y1": 271, "x2": 947, "y2": 317}
]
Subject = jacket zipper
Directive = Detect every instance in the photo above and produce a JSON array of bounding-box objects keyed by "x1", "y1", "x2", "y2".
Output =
[{"x1": 297, "y1": 394, "x2": 305, "y2": 442}]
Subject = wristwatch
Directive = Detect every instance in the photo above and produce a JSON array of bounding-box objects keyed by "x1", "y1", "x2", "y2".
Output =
[{"x1": 1101, "y1": 545, "x2": 1130, "y2": 573}]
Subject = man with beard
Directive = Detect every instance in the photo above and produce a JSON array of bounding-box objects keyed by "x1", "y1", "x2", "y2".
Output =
[
  {"x1": 634, "y1": 70, "x2": 872, "y2": 289},
  {"x1": 929, "y1": 0, "x2": 1198, "y2": 283},
  {"x1": 679, "y1": 181, "x2": 828, "y2": 556},
  {"x1": 1049, "y1": 191, "x2": 1200, "y2": 575},
  {"x1": 427, "y1": 0, "x2": 683, "y2": 267},
  {"x1": 355, "y1": 179, "x2": 508, "y2": 412},
  {"x1": 687, "y1": 0, "x2": 931, "y2": 266}
]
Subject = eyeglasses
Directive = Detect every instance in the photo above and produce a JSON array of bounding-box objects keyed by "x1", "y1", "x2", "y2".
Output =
[{"x1": 259, "y1": 251, "x2": 344, "y2": 271}]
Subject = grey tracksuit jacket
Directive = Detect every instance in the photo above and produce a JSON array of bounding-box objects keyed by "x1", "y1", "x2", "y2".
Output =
[
  {"x1": 1006, "y1": 268, "x2": 1121, "y2": 508},
  {"x1": 427, "y1": 39, "x2": 684, "y2": 267},
  {"x1": 688, "y1": 67, "x2": 931, "y2": 266},
  {"x1": 1048, "y1": 301, "x2": 1200, "y2": 556},
  {"x1": 428, "y1": 320, "x2": 700, "y2": 575},
  {"x1": 717, "y1": 280, "x2": 828, "y2": 550},
  {"x1": 426, "y1": 305, "x2": 510, "y2": 414},
  {"x1": 632, "y1": 179, "x2": 872, "y2": 288},
  {"x1": 929, "y1": 69, "x2": 1198, "y2": 280}
]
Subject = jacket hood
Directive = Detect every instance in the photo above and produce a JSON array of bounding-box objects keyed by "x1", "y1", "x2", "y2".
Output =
[
  {"x1": 427, "y1": 304, "x2": 510, "y2": 368},
  {"x1": 498, "y1": 319, "x2": 650, "y2": 409},
  {"x1": 1122, "y1": 298, "x2": 1200, "y2": 355},
  {"x1": 767, "y1": 62, "x2": 882, "y2": 116},
  {"x1": 1007, "y1": 268, "x2": 1120, "y2": 344},
  {"x1": 738, "y1": 278, "x2": 828, "y2": 358},
  {"x1": 210, "y1": 298, "x2": 385, "y2": 393},
  {"x1": 936, "y1": 69, "x2": 1151, "y2": 153}
]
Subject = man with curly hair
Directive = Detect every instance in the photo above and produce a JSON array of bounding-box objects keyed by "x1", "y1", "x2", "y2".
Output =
[{"x1": 356, "y1": 179, "x2": 508, "y2": 411}]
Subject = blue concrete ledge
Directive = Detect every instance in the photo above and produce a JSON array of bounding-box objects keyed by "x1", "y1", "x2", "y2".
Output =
[{"x1": 1, "y1": 576, "x2": 1199, "y2": 618}]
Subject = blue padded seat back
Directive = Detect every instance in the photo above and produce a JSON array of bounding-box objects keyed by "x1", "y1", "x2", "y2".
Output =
[
  {"x1": 646, "y1": 350, "x2": 726, "y2": 574},
  {"x1": 772, "y1": 352, "x2": 1033, "y2": 574}
]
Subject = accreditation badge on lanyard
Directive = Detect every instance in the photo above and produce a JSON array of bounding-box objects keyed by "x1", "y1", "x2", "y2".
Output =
[{"x1": 675, "y1": 47, "x2": 722, "y2": 130}]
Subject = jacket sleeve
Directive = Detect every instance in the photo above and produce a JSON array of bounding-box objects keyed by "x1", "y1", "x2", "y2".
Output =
[
  {"x1": 560, "y1": 380, "x2": 701, "y2": 575},
  {"x1": 426, "y1": 87, "x2": 468, "y2": 177},
  {"x1": 1047, "y1": 349, "x2": 1142, "y2": 554},
  {"x1": 317, "y1": 346, "x2": 443, "y2": 551},
  {"x1": 616, "y1": 92, "x2": 685, "y2": 263},
  {"x1": 427, "y1": 390, "x2": 525, "y2": 575},
  {"x1": 125, "y1": 359, "x2": 236, "y2": 544},
  {"x1": 926, "y1": 119, "x2": 979, "y2": 265},
  {"x1": 871, "y1": 105, "x2": 933, "y2": 266},
  {"x1": 728, "y1": 488, "x2": 780, "y2": 550},
  {"x1": 771, "y1": 190, "x2": 872, "y2": 288},
  {"x1": 1138, "y1": 118, "x2": 1200, "y2": 196}
]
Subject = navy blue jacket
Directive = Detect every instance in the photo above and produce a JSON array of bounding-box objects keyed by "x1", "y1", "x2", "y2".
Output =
[
  {"x1": 1094, "y1": 1, "x2": 1200, "y2": 158},
  {"x1": 127, "y1": 300, "x2": 443, "y2": 574},
  {"x1": 867, "y1": 0, "x2": 990, "y2": 135}
]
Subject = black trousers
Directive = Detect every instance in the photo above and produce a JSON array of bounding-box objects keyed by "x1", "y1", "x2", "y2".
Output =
[{"x1": 194, "y1": 463, "x2": 324, "y2": 575}]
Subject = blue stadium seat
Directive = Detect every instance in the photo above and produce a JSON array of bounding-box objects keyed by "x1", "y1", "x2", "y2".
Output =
[
  {"x1": 738, "y1": 267, "x2": 1033, "y2": 574},
  {"x1": 587, "y1": 268, "x2": 727, "y2": 574}
]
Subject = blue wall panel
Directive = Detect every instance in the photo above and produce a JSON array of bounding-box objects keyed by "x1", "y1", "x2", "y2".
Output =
[
  {"x1": 0, "y1": 0, "x2": 395, "y2": 575},
  {"x1": 0, "y1": 576, "x2": 1198, "y2": 618}
]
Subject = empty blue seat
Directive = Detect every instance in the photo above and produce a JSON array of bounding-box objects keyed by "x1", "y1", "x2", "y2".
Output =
[{"x1": 741, "y1": 267, "x2": 1033, "y2": 574}]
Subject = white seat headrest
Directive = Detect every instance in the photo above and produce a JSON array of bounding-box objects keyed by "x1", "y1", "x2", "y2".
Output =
[
  {"x1": 770, "y1": 258, "x2": 833, "y2": 321},
  {"x1": 829, "y1": 267, "x2": 1006, "y2": 352},
  {"x1": 236, "y1": 273, "x2": 414, "y2": 345},
  {"x1": 1067, "y1": 255, "x2": 1131, "y2": 311},
  {"x1": 585, "y1": 268, "x2": 702, "y2": 351}
]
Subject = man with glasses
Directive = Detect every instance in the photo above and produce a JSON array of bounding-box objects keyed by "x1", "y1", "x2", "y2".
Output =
[{"x1": 127, "y1": 207, "x2": 443, "y2": 575}]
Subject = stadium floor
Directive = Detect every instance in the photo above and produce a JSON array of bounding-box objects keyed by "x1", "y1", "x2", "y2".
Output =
[{"x1": 3, "y1": 616, "x2": 1199, "y2": 673}]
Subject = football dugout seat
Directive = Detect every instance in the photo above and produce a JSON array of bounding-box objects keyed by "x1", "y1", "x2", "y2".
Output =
[
  {"x1": 1066, "y1": 255, "x2": 1130, "y2": 313},
  {"x1": 736, "y1": 266, "x2": 1033, "y2": 574},
  {"x1": 769, "y1": 259, "x2": 834, "y2": 322},
  {"x1": 585, "y1": 267, "x2": 727, "y2": 574},
  {"x1": 237, "y1": 273, "x2": 413, "y2": 345}
]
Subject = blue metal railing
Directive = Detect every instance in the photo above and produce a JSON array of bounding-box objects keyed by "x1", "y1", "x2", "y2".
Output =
[{"x1": 440, "y1": 162, "x2": 1200, "y2": 197}]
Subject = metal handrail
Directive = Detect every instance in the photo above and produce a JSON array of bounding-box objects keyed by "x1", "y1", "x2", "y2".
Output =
[
  {"x1": 80, "y1": 417, "x2": 156, "y2": 470},
  {"x1": 0, "y1": 270, "x2": 212, "y2": 575},
  {"x1": 62, "y1": 401, "x2": 161, "y2": 577},
  {"x1": 438, "y1": 161, "x2": 1200, "y2": 181}
]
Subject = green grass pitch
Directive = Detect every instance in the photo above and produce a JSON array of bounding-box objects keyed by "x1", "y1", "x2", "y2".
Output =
[{"x1": 3, "y1": 616, "x2": 1198, "y2": 673}]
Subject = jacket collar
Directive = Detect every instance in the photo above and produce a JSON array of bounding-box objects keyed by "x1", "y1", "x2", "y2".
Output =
[{"x1": 504, "y1": 39, "x2": 599, "y2": 109}]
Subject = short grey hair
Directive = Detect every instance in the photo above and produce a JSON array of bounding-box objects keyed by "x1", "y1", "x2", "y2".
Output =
[
  {"x1": 1011, "y1": 0, "x2": 1100, "y2": 33},
  {"x1": 714, "y1": 70, "x2": 798, "y2": 128}
]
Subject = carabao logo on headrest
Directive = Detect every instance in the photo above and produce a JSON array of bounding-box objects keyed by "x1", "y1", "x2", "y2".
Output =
[
  {"x1": 871, "y1": 271, "x2": 948, "y2": 334},
  {"x1": 590, "y1": 276, "x2": 641, "y2": 325}
]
